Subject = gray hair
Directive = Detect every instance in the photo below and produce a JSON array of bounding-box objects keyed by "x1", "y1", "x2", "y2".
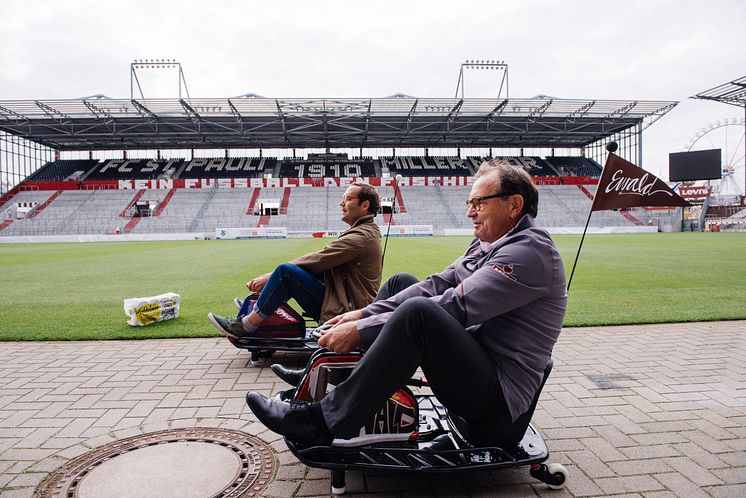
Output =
[{"x1": 475, "y1": 159, "x2": 539, "y2": 218}]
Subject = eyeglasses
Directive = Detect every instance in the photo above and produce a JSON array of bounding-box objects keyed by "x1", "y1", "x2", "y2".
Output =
[
  {"x1": 465, "y1": 192, "x2": 511, "y2": 211},
  {"x1": 340, "y1": 195, "x2": 359, "y2": 203}
]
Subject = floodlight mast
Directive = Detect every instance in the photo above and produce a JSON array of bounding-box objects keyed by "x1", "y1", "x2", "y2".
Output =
[
  {"x1": 454, "y1": 60, "x2": 509, "y2": 99},
  {"x1": 130, "y1": 59, "x2": 192, "y2": 99}
]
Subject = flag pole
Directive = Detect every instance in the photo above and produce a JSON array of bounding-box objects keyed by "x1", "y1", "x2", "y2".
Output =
[
  {"x1": 566, "y1": 142, "x2": 618, "y2": 292},
  {"x1": 566, "y1": 208, "x2": 593, "y2": 292}
]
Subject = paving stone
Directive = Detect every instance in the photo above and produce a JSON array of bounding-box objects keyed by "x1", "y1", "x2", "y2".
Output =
[
  {"x1": 711, "y1": 466, "x2": 746, "y2": 485},
  {"x1": 608, "y1": 458, "x2": 673, "y2": 476},
  {"x1": 0, "y1": 487, "x2": 36, "y2": 498},
  {"x1": 561, "y1": 463, "x2": 605, "y2": 497},
  {"x1": 297, "y1": 478, "x2": 335, "y2": 496},
  {"x1": 581, "y1": 436, "x2": 628, "y2": 462},
  {"x1": 566, "y1": 449, "x2": 616, "y2": 478},
  {"x1": 680, "y1": 430, "x2": 735, "y2": 454},
  {"x1": 262, "y1": 479, "x2": 300, "y2": 497},
  {"x1": 1, "y1": 322, "x2": 745, "y2": 497},
  {"x1": 595, "y1": 474, "x2": 665, "y2": 494},
  {"x1": 7, "y1": 472, "x2": 47, "y2": 488},
  {"x1": 653, "y1": 472, "x2": 713, "y2": 498},
  {"x1": 706, "y1": 483, "x2": 746, "y2": 498},
  {"x1": 591, "y1": 424, "x2": 638, "y2": 448}
]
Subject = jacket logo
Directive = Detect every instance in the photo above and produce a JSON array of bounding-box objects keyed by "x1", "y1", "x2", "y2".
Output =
[{"x1": 492, "y1": 263, "x2": 516, "y2": 281}]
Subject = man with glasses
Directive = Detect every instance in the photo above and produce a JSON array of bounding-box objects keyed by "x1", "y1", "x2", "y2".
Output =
[
  {"x1": 208, "y1": 183, "x2": 382, "y2": 339},
  {"x1": 245, "y1": 159, "x2": 568, "y2": 447}
]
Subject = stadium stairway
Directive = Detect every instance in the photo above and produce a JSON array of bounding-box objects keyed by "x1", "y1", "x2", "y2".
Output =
[
  {"x1": 153, "y1": 189, "x2": 176, "y2": 216},
  {"x1": 395, "y1": 187, "x2": 407, "y2": 213},
  {"x1": 123, "y1": 216, "x2": 141, "y2": 233},
  {"x1": 280, "y1": 187, "x2": 291, "y2": 214},
  {"x1": 577, "y1": 184, "x2": 594, "y2": 201},
  {"x1": 247, "y1": 187, "x2": 261, "y2": 215},
  {"x1": 26, "y1": 191, "x2": 63, "y2": 220},
  {"x1": 119, "y1": 190, "x2": 147, "y2": 218}
]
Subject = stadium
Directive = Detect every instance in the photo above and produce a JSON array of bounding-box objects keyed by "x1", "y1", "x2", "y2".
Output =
[
  {"x1": 1, "y1": 3, "x2": 746, "y2": 496},
  {"x1": 0, "y1": 93, "x2": 682, "y2": 239},
  {"x1": 2, "y1": 70, "x2": 744, "y2": 239}
]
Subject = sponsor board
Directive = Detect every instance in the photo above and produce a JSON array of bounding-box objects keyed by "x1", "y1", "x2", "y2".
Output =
[
  {"x1": 288, "y1": 230, "x2": 342, "y2": 238},
  {"x1": 215, "y1": 227, "x2": 287, "y2": 239},
  {"x1": 378, "y1": 225, "x2": 433, "y2": 237},
  {"x1": 678, "y1": 186, "x2": 711, "y2": 204}
]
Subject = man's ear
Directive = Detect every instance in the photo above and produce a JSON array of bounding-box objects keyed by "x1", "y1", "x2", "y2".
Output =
[
  {"x1": 509, "y1": 194, "x2": 524, "y2": 219},
  {"x1": 360, "y1": 199, "x2": 371, "y2": 214}
]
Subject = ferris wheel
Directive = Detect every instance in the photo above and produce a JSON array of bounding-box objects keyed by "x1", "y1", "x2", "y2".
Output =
[{"x1": 685, "y1": 118, "x2": 745, "y2": 195}]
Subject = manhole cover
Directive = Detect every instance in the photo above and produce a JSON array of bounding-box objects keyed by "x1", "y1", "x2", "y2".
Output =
[{"x1": 35, "y1": 428, "x2": 275, "y2": 498}]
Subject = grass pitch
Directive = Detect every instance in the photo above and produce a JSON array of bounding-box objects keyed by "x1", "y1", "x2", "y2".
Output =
[{"x1": 0, "y1": 232, "x2": 744, "y2": 341}]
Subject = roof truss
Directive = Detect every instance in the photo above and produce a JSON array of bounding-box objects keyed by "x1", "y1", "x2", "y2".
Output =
[
  {"x1": 0, "y1": 97, "x2": 677, "y2": 151},
  {"x1": 692, "y1": 75, "x2": 746, "y2": 108}
]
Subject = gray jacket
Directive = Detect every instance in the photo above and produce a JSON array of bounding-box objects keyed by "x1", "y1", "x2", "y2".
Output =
[{"x1": 357, "y1": 214, "x2": 567, "y2": 420}]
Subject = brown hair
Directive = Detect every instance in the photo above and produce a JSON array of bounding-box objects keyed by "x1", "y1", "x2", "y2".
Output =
[{"x1": 351, "y1": 182, "x2": 381, "y2": 215}]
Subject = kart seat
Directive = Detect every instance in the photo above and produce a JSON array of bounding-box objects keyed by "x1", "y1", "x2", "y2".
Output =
[{"x1": 450, "y1": 358, "x2": 554, "y2": 449}]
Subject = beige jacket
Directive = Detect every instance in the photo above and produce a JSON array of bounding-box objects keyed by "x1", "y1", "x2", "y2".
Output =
[{"x1": 291, "y1": 215, "x2": 382, "y2": 322}]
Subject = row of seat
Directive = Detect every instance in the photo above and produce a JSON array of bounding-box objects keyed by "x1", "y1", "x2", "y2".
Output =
[
  {"x1": 25, "y1": 156, "x2": 602, "y2": 182},
  {"x1": 1, "y1": 184, "x2": 649, "y2": 236}
]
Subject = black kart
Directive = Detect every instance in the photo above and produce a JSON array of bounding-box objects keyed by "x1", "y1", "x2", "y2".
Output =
[{"x1": 281, "y1": 349, "x2": 568, "y2": 495}]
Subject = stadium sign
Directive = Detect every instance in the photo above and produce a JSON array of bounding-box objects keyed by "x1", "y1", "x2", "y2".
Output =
[
  {"x1": 117, "y1": 177, "x2": 475, "y2": 190},
  {"x1": 677, "y1": 186, "x2": 711, "y2": 204}
]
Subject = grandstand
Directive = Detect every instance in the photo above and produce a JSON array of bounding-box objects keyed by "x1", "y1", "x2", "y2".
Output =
[{"x1": 0, "y1": 96, "x2": 681, "y2": 239}]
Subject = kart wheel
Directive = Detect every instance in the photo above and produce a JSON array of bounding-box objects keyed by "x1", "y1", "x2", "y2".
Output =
[
  {"x1": 530, "y1": 462, "x2": 568, "y2": 489},
  {"x1": 331, "y1": 469, "x2": 346, "y2": 495},
  {"x1": 249, "y1": 349, "x2": 276, "y2": 365}
]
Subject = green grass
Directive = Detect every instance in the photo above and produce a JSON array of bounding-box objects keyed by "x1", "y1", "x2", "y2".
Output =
[{"x1": 0, "y1": 232, "x2": 744, "y2": 341}]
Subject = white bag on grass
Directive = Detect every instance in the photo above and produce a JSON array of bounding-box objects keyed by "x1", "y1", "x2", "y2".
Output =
[{"x1": 124, "y1": 292, "x2": 180, "y2": 326}]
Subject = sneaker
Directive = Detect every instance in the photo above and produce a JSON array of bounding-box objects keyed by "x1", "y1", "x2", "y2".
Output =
[
  {"x1": 208, "y1": 313, "x2": 251, "y2": 339},
  {"x1": 234, "y1": 297, "x2": 244, "y2": 310},
  {"x1": 274, "y1": 388, "x2": 294, "y2": 402},
  {"x1": 332, "y1": 388, "x2": 419, "y2": 447}
]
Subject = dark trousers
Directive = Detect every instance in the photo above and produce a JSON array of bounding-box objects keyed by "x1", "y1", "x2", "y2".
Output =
[{"x1": 320, "y1": 273, "x2": 512, "y2": 442}]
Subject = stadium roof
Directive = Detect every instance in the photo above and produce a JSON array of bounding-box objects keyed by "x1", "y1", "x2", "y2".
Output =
[
  {"x1": 691, "y1": 75, "x2": 746, "y2": 108},
  {"x1": 0, "y1": 96, "x2": 677, "y2": 151}
]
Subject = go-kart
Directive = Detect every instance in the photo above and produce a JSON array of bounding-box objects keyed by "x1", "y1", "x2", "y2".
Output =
[
  {"x1": 225, "y1": 294, "x2": 320, "y2": 363},
  {"x1": 281, "y1": 349, "x2": 568, "y2": 495}
]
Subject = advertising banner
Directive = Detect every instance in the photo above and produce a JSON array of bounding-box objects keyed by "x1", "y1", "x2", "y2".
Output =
[
  {"x1": 215, "y1": 227, "x2": 287, "y2": 239},
  {"x1": 379, "y1": 225, "x2": 433, "y2": 237}
]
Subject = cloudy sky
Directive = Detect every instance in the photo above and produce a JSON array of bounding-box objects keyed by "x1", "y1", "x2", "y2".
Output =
[{"x1": 2, "y1": 0, "x2": 744, "y2": 188}]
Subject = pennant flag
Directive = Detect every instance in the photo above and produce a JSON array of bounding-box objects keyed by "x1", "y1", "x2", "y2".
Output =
[{"x1": 591, "y1": 153, "x2": 689, "y2": 211}]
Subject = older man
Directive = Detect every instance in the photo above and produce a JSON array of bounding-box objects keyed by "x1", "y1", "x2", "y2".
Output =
[
  {"x1": 246, "y1": 161, "x2": 567, "y2": 446},
  {"x1": 208, "y1": 182, "x2": 382, "y2": 339}
]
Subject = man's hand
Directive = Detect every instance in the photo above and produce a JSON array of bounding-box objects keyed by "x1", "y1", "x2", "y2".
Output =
[
  {"x1": 324, "y1": 309, "x2": 363, "y2": 326},
  {"x1": 246, "y1": 273, "x2": 271, "y2": 292},
  {"x1": 318, "y1": 321, "x2": 360, "y2": 353}
]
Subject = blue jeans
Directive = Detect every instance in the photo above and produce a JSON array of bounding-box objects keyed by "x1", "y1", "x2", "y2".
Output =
[{"x1": 238, "y1": 263, "x2": 325, "y2": 321}]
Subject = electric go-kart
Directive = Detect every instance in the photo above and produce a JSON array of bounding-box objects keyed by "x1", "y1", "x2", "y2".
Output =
[
  {"x1": 280, "y1": 348, "x2": 569, "y2": 495},
  {"x1": 225, "y1": 293, "x2": 320, "y2": 363}
]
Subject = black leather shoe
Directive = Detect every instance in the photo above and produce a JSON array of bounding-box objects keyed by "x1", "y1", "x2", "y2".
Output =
[
  {"x1": 270, "y1": 364, "x2": 305, "y2": 386},
  {"x1": 245, "y1": 391, "x2": 333, "y2": 445}
]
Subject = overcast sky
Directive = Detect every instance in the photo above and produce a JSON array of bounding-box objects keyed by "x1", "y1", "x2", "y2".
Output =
[{"x1": 2, "y1": 0, "x2": 744, "y2": 189}]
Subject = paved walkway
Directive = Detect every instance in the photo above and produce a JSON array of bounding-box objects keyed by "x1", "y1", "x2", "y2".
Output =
[{"x1": 1, "y1": 320, "x2": 745, "y2": 497}]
